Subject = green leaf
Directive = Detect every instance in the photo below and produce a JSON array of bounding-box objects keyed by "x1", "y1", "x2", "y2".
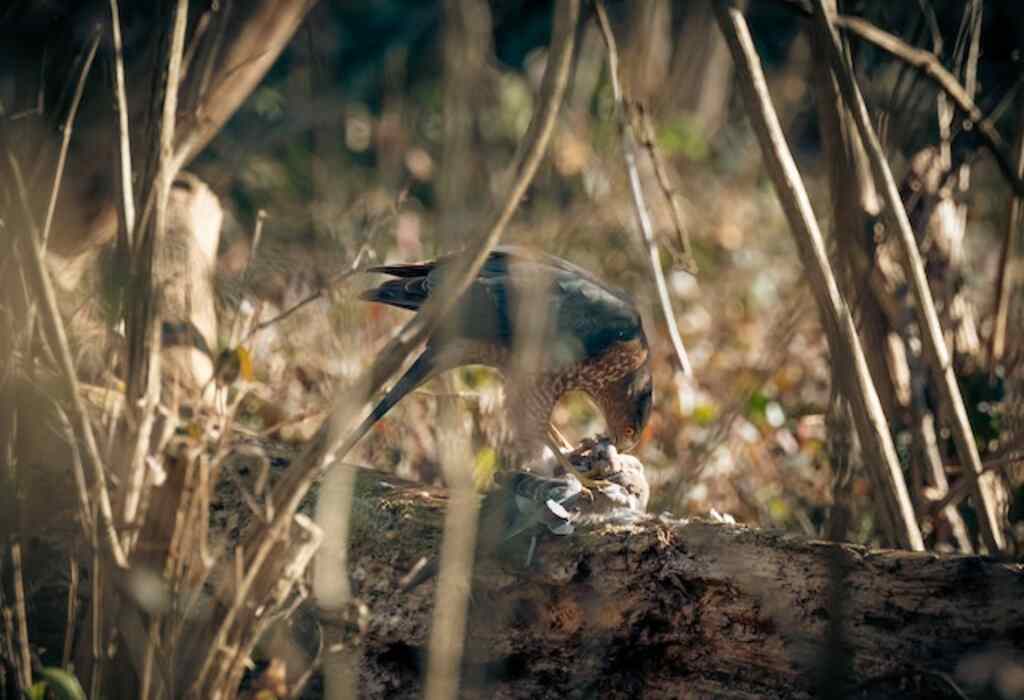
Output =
[
  {"x1": 23, "y1": 682, "x2": 49, "y2": 700},
  {"x1": 249, "y1": 86, "x2": 285, "y2": 120},
  {"x1": 692, "y1": 402, "x2": 719, "y2": 426},
  {"x1": 35, "y1": 668, "x2": 87, "y2": 700},
  {"x1": 473, "y1": 447, "x2": 499, "y2": 491},
  {"x1": 658, "y1": 117, "x2": 710, "y2": 161},
  {"x1": 747, "y1": 390, "x2": 769, "y2": 422}
]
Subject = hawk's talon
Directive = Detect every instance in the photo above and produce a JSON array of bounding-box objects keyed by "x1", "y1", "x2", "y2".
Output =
[{"x1": 573, "y1": 474, "x2": 617, "y2": 502}]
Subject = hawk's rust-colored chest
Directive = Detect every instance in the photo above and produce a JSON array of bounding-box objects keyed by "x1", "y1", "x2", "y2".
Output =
[
  {"x1": 552, "y1": 337, "x2": 648, "y2": 396},
  {"x1": 435, "y1": 336, "x2": 647, "y2": 393}
]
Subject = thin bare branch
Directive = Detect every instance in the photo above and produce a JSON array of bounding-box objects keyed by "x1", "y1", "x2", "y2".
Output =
[
  {"x1": 89, "y1": 535, "x2": 104, "y2": 699},
  {"x1": 192, "y1": 0, "x2": 232, "y2": 110},
  {"x1": 173, "y1": 0, "x2": 317, "y2": 170},
  {"x1": 242, "y1": 198, "x2": 391, "y2": 344},
  {"x1": 0, "y1": 606, "x2": 20, "y2": 692},
  {"x1": 926, "y1": 0, "x2": 981, "y2": 553},
  {"x1": 834, "y1": 14, "x2": 1024, "y2": 199},
  {"x1": 423, "y1": 487, "x2": 480, "y2": 700},
  {"x1": 424, "y1": 3, "x2": 498, "y2": 697},
  {"x1": 158, "y1": 0, "x2": 189, "y2": 255},
  {"x1": 813, "y1": 0, "x2": 1005, "y2": 552},
  {"x1": 109, "y1": 0, "x2": 137, "y2": 246},
  {"x1": 314, "y1": 461, "x2": 360, "y2": 698},
  {"x1": 180, "y1": 8, "x2": 212, "y2": 80},
  {"x1": 245, "y1": 208, "x2": 267, "y2": 282},
  {"x1": 929, "y1": 454, "x2": 1020, "y2": 516},
  {"x1": 40, "y1": 26, "x2": 101, "y2": 254},
  {"x1": 11, "y1": 542, "x2": 33, "y2": 690},
  {"x1": 242, "y1": 258, "x2": 372, "y2": 343},
  {"x1": 635, "y1": 103, "x2": 698, "y2": 273},
  {"x1": 990, "y1": 104, "x2": 1024, "y2": 367},
  {"x1": 55, "y1": 403, "x2": 96, "y2": 541},
  {"x1": 593, "y1": 0, "x2": 694, "y2": 378},
  {"x1": 62, "y1": 557, "x2": 80, "y2": 669},
  {"x1": 223, "y1": 516, "x2": 322, "y2": 696},
  {"x1": 124, "y1": 0, "x2": 190, "y2": 536},
  {"x1": 7, "y1": 153, "x2": 128, "y2": 567}
]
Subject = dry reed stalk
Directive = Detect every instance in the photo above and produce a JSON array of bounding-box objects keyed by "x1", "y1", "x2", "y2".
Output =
[
  {"x1": 713, "y1": 0, "x2": 924, "y2": 550},
  {"x1": 813, "y1": 0, "x2": 1004, "y2": 553}
]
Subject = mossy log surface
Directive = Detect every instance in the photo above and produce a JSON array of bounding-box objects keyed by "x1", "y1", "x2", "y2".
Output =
[
  {"x1": 8, "y1": 423, "x2": 1023, "y2": 699},
  {"x1": 330, "y1": 467, "x2": 1024, "y2": 699}
]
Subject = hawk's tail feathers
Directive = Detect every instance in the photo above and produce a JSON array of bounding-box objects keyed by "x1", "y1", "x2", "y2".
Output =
[
  {"x1": 366, "y1": 261, "x2": 435, "y2": 278},
  {"x1": 335, "y1": 349, "x2": 440, "y2": 461},
  {"x1": 359, "y1": 277, "x2": 430, "y2": 311}
]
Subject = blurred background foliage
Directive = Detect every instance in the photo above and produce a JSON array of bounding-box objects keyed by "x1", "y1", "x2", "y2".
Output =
[
  {"x1": 176, "y1": 0, "x2": 1023, "y2": 548},
  {"x1": 5, "y1": 0, "x2": 1021, "y2": 548}
]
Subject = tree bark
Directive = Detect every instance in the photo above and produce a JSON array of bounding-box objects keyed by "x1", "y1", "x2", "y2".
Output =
[{"x1": 328, "y1": 468, "x2": 1024, "y2": 699}]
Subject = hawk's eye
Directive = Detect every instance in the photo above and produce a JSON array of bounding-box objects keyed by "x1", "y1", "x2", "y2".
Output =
[{"x1": 623, "y1": 426, "x2": 636, "y2": 440}]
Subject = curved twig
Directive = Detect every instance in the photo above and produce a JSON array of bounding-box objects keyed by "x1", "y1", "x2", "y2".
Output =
[{"x1": 593, "y1": 0, "x2": 694, "y2": 377}]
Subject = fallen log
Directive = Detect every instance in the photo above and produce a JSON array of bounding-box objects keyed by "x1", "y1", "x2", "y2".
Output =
[
  {"x1": 7, "y1": 424, "x2": 1023, "y2": 699},
  {"x1": 283, "y1": 466, "x2": 1024, "y2": 699}
]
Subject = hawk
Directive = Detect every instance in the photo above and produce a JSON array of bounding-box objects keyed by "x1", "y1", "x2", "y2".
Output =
[{"x1": 354, "y1": 246, "x2": 654, "y2": 466}]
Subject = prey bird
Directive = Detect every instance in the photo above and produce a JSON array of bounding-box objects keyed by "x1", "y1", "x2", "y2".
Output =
[
  {"x1": 353, "y1": 246, "x2": 653, "y2": 476},
  {"x1": 399, "y1": 436, "x2": 651, "y2": 592}
]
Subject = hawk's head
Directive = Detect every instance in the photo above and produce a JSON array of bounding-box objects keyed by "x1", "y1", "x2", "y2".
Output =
[{"x1": 605, "y1": 358, "x2": 654, "y2": 451}]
